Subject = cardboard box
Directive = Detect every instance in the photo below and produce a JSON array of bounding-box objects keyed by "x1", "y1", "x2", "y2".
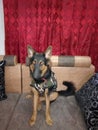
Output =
[
  {"x1": 22, "y1": 64, "x2": 95, "y2": 93},
  {"x1": 5, "y1": 64, "x2": 22, "y2": 93}
]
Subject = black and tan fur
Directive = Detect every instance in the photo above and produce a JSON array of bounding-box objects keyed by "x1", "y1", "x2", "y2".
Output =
[{"x1": 27, "y1": 45, "x2": 75, "y2": 126}]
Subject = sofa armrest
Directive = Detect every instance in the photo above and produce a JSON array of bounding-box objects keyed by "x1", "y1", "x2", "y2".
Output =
[{"x1": 5, "y1": 64, "x2": 22, "y2": 93}]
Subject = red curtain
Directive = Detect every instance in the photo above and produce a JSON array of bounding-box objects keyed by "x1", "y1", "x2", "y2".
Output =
[{"x1": 3, "y1": 0, "x2": 98, "y2": 71}]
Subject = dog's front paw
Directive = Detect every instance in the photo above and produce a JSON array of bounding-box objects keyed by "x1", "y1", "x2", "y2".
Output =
[
  {"x1": 29, "y1": 117, "x2": 36, "y2": 126},
  {"x1": 46, "y1": 118, "x2": 53, "y2": 126}
]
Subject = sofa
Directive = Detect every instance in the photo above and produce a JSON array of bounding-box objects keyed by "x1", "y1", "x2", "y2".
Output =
[
  {"x1": 0, "y1": 55, "x2": 95, "y2": 130},
  {"x1": 0, "y1": 55, "x2": 21, "y2": 93}
]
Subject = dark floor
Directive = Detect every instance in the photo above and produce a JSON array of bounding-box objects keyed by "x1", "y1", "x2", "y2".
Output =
[{"x1": 0, "y1": 93, "x2": 87, "y2": 130}]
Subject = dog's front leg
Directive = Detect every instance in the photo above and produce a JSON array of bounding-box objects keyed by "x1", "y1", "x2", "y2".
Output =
[
  {"x1": 29, "y1": 88, "x2": 39, "y2": 126},
  {"x1": 45, "y1": 89, "x2": 53, "y2": 126}
]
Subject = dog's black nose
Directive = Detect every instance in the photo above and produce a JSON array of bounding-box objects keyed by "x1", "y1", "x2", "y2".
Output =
[
  {"x1": 33, "y1": 75, "x2": 40, "y2": 80},
  {"x1": 32, "y1": 68, "x2": 41, "y2": 79},
  {"x1": 33, "y1": 72, "x2": 42, "y2": 81}
]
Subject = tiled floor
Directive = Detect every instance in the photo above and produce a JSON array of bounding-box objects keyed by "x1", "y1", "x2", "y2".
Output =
[{"x1": 0, "y1": 93, "x2": 87, "y2": 130}]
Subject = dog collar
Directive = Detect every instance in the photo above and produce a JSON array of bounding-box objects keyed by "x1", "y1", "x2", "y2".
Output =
[{"x1": 30, "y1": 72, "x2": 57, "y2": 95}]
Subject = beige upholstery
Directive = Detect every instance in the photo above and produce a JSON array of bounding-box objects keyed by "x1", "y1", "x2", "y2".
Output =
[
  {"x1": 5, "y1": 64, "x2": 22, "y2": 93},
  {"x1": 0, "y1": 55, "x2": 95, "y2": 93},
  {"x1": 22, "y1": 64, "x2": 95, "y2": 93}
]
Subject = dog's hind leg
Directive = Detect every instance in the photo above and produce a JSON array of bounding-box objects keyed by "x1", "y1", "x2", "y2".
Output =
[
  {"x1": 29, "y1": 88, "x2": 39, "y2": 126},
  {"x1": 26, "y1": 94, "x2": 32, "y2": 99},
  {"x1": 45, "y1": 89, "x2": 53, "y2": 126},
  {"x1": 50, "y1": 92, "x2": 58, "y2": 102},
  {"x1": 39, "y1": 92, "x2": 58, "y2": 102}
]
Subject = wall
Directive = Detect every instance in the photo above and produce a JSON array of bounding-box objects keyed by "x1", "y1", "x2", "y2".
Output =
[{"x1": 0, "y1": 0, "x2": 5, "y2": 55}]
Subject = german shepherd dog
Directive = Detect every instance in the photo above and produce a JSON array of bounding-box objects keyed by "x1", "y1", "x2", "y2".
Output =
[{"x1": 27, "y1": 45, "x2": 75, "y2": 126}]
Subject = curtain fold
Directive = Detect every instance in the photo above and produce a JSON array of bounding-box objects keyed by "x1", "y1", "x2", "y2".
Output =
[
  {"x1": 3, "y1": 0, "x2": 98, "y2": 71},
  {"x1": 0, "y1": 0, "x2": 5, "y2": 55}
]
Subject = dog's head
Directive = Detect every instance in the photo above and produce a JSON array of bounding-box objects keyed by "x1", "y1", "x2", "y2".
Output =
[{"x1": 27, "y1": 45, "x2": 52, "y2": 83}]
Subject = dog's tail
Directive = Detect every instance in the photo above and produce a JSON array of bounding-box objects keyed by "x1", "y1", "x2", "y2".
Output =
[{"x1": 58, "y1": 81, "x2": 76, "y2": 96}]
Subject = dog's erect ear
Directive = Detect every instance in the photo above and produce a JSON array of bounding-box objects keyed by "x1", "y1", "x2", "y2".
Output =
[
  {"x1": 27, "y1": 45, "x2": 35, "y2": 58},
  {"x1": 45, "y1": 46, "x2": 52, "y2": 59}
]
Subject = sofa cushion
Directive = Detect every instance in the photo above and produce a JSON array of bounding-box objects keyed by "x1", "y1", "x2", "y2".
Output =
[
  {"x1": 75, "y1": 73, "x2": 98, "y2": 130},
  {"x1": 5, "y1": 64, "x2": 22, "y2": 93}
]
